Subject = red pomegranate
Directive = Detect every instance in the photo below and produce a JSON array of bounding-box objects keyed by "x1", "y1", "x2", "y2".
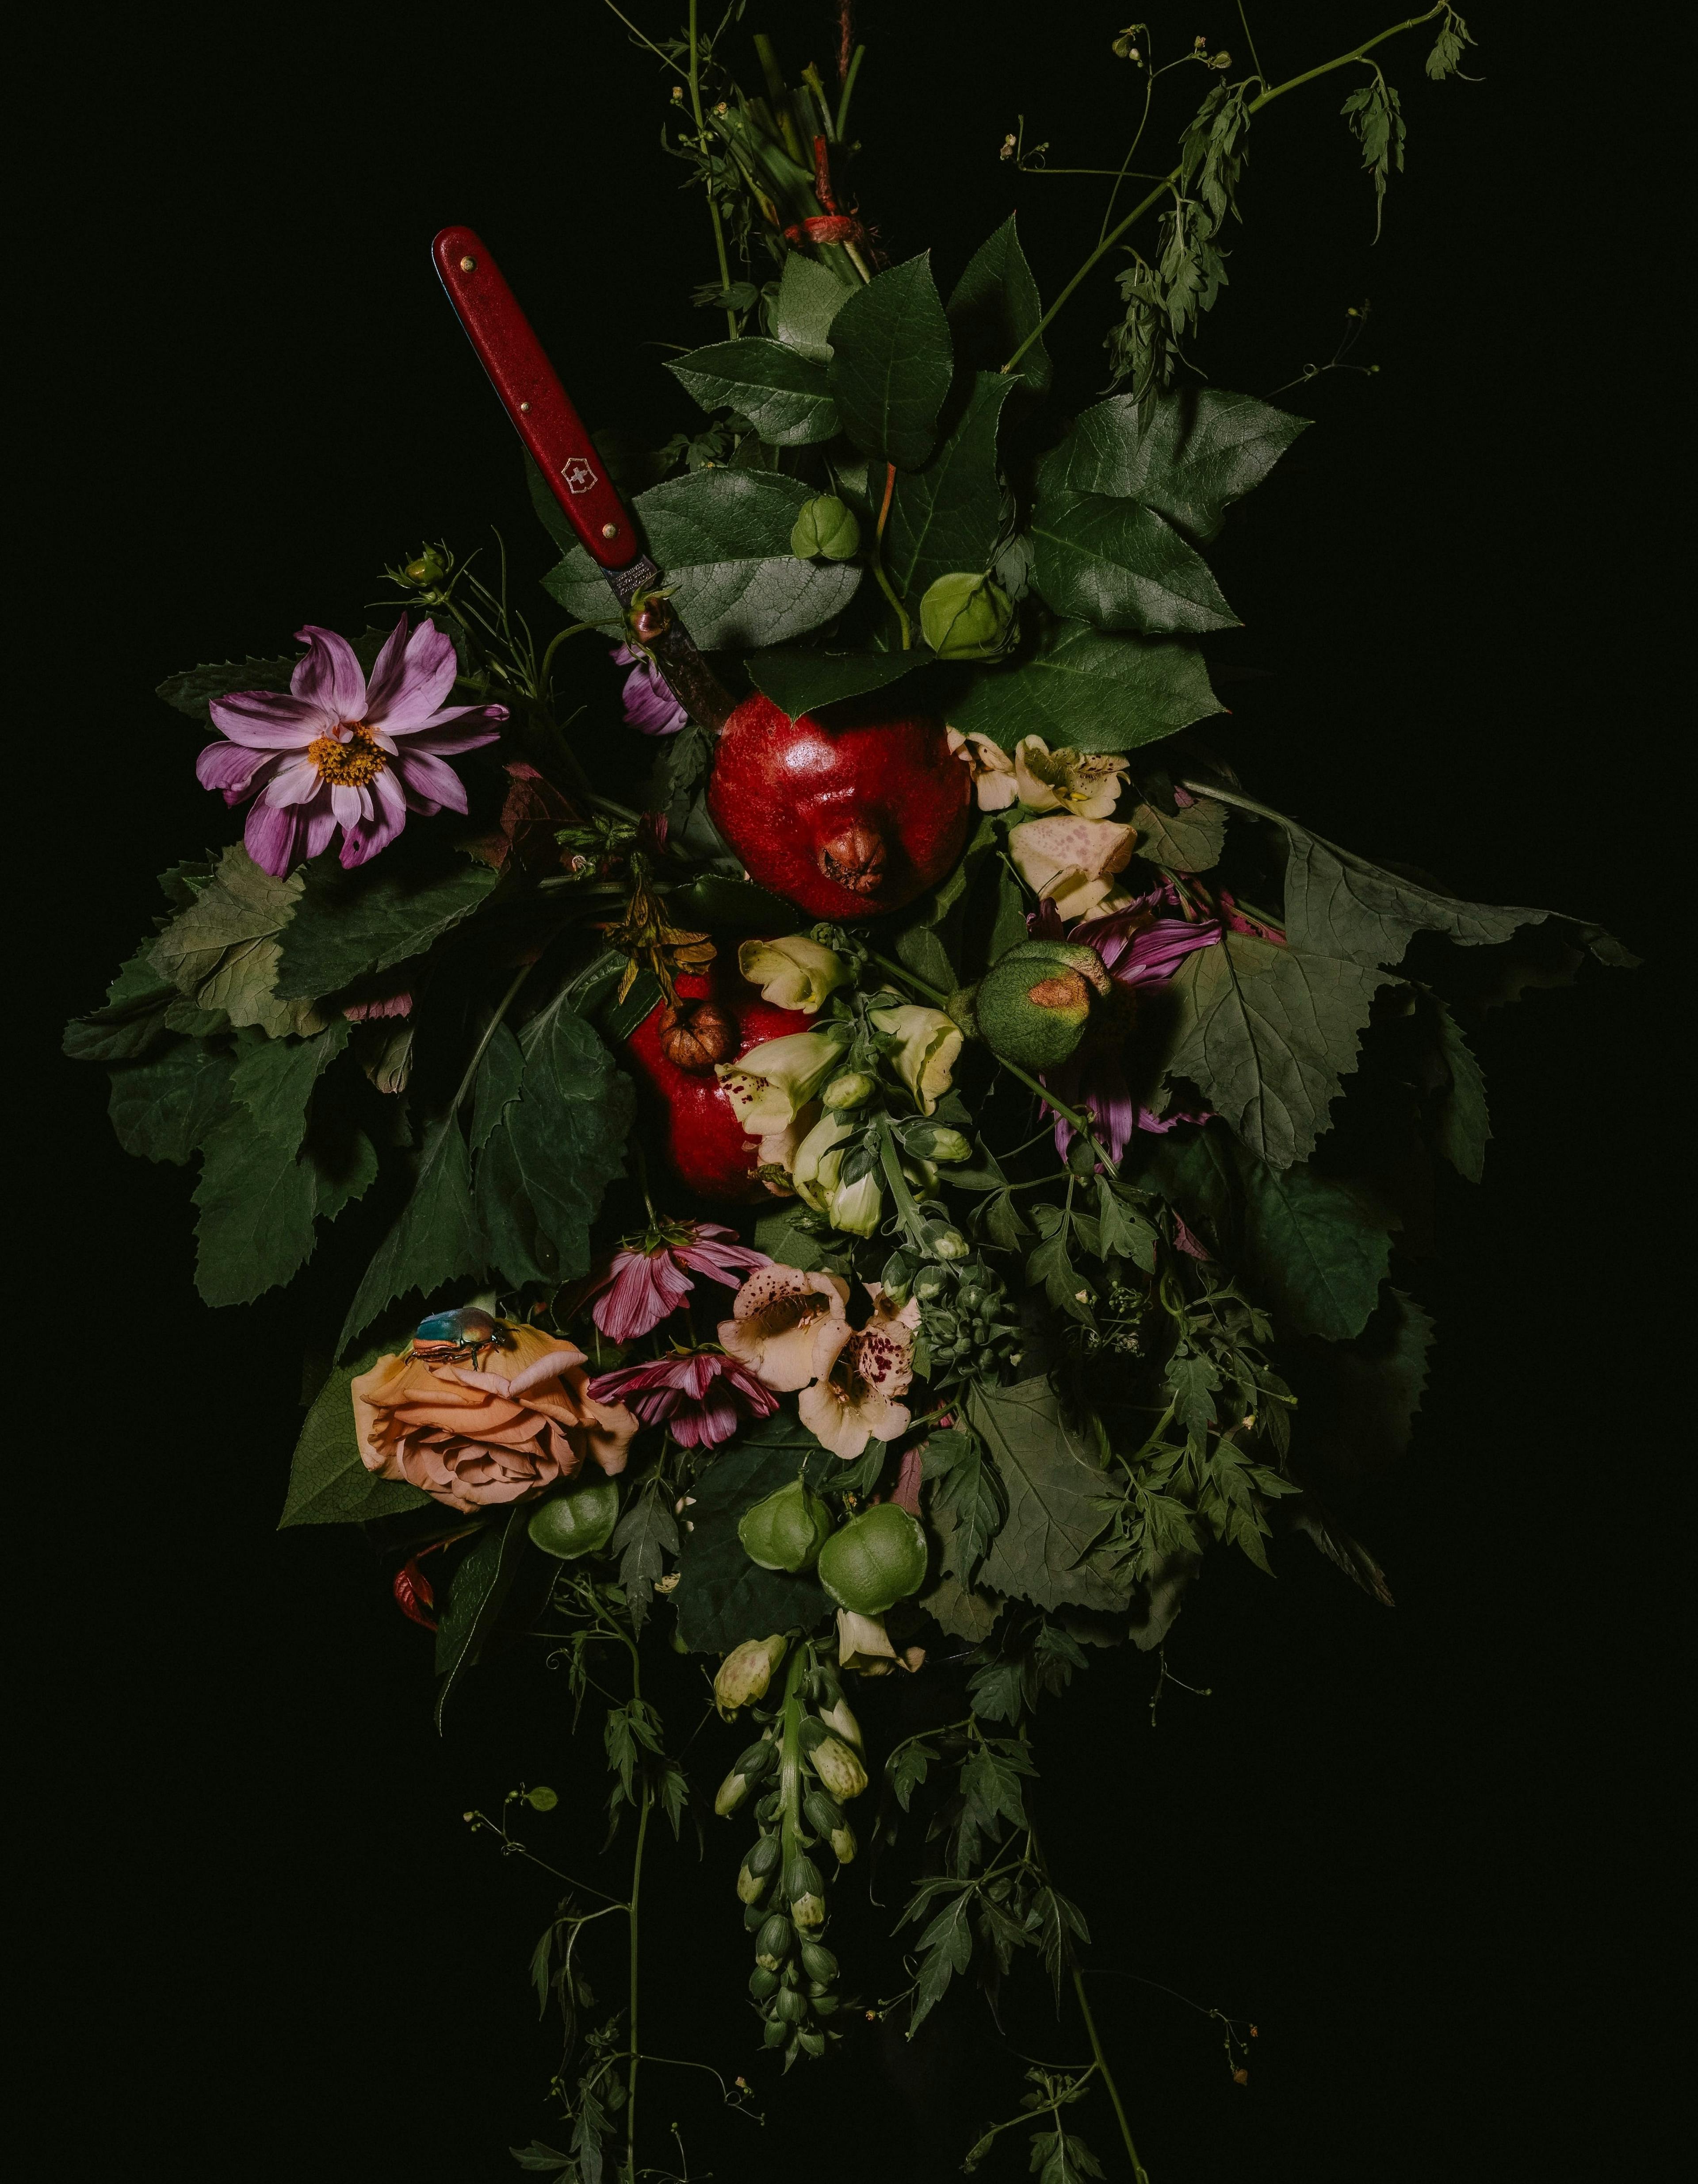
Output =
[
  {"x1": 624, "y1": 969, "x2": 812, "y2": 1203},
  {"x1": 706, "y1": 693, "x2": 970, "y2": 920}
]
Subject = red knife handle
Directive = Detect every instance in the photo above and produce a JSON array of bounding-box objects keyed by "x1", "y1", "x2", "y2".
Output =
[{"x1": 432, "y1": 225, "x2": 639, "y2": 571}]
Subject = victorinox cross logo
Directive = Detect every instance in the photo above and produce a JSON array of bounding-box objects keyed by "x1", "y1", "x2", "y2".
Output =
[{"x1": 560, "y1": 456, "x2": 599, "y2": 494}]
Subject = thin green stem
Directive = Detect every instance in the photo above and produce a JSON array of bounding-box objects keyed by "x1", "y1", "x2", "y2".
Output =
[
  {"x1": 835, "y1": 44, "x2": 865, "y2": 140},
  {"x1": 1235, "y1": 1, "x2": 1266, "y2": 82},
  {"x1": 1001, "y1": 5, "x2": 1446, "y2": 375},
  {"x1": 624, "y1": 1789, "x2": 652, "y2": 2184},
  {"x1": 687, "y1": 0, "x2": 738, "y2": 338},
  {"x1": 1072, "y1": 1967, "x2": 1150, "y2": 2184},
  {"x1": 871, "y1": 463, "x2": 912, "y2": 648}
]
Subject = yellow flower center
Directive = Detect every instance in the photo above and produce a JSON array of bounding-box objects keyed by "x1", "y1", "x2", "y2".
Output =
[{"x1": 308, "y1": 722, "x2": 387, "y2": 786}]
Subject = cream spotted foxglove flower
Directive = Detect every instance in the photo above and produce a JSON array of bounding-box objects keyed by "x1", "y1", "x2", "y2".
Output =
[
  {"x1": 1008, "y1": 815, "x2": 1138, "y2": 921},
  {"x1": 1011, "y1": 737, "x2": 1129, "y2": 820},
  {"x1": 946, "y1": 727, "x2": 1019, "y2": 809}
]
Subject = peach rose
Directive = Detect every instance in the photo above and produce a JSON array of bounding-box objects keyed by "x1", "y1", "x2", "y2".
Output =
[{"x1": 353, "y1": 1322, "x2": 639, "y2": 1513}]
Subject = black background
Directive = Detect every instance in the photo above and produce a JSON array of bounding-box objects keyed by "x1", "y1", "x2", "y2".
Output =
[{"x1": 18, "y1": 5, "x2": 1682, "y2": 2180}]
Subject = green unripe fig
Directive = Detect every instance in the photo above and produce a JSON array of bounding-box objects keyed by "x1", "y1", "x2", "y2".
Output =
[
  {"x1": 972, "y1": 938, "x2": 1114, "y2": 1072},
  {"x1": 919, "y1": 570, "x2": 1014, "y2": 659},
  {"x1": 816, "y1": 1504, "x2": 929, "y2": 1617},
  {"x1": 791, "y1": 494, "x2": 861, "y2": 561},
  {"x1": 526, "y1": 1480, "x2": 621, "y2": 1560},
  {"x1": 749, "y1": 1966, "x2": 779, "y2": 2000},
  {"x1": 799, "y1": 1940, "x2": 839, "y2": 1984},
  {"x1": 738, "y1": 1476, "x2": 836, "y2": 1572},
  {"x1": 756, "y1": 1915, "x2": 792, "y2": 1970}
]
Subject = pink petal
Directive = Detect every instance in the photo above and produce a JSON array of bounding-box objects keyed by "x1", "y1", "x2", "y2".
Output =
[
  {"x1": 358, "y1": 614, "x2": 420, "y2": 721},
  {"x1": 195, "y1": 739, "x2": 275, "y2": 801},
  {"x1": 329, "y1": 782, "x2": 363, "y2": 828},
  {"x1": 303, "y1": 807, "x2": 339, "y2": 859},
  {"x1": 291, "y1": 626, "x2": 369, "y2": 721},
  {"x1": 366, "y1": 617, "x2": 458, "y2": 730},
  {"x1": 386, "y1": 702, "x2": 508, "y2": 754},
  {"x1": 594, "y1": 1252, "x2": 692, "y2": 1342},
  {"x1": 207, "y1": 689, "x2": 326, "y2": 750},
  {"x1": 244, "y1": 801, "x2": 309, "y2": 876},
  {"x1": 674, "y1": 1236, "x2": 770, "y2": 1287},
  {"x1": 260, "y1": 757, "x2": 325, "y2": 811},
  {"x1": 394, "y1": 750, "x2": 471, "y2": 816}
]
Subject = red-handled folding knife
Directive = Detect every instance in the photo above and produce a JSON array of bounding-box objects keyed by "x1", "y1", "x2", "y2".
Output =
[{"x1": 432, "y1": 226, "x2": 731, "y2": 728}]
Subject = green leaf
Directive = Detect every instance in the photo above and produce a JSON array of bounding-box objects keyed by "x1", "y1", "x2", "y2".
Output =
[
  {"x1": 1049, "y1": 385, "x2": 1308, "y2": 544},
  {"x1": 1031, "y1": 479, "x2": 1238, "y2": 635},
  {"x1": 967, "y1": 1380, "x2": 1128, "y2": 1613},
  {"x1": 149, "y1": 844, "x2": 321, "y2": 1038},
  {"x1": 827, "y1": 253, "x2": 954, "y2": 471},
  {"x1": 667, "y1": 337, "x2": 839, "y2": 446},
  {"x1": 1432, "y1": 998, "x2": 1489, "y2": 1182},
  {"x1": 897, "y1": 920, "x2": 958, "y2": 999},
  {"x1": 909, "y1": 1892, "x2": 974, "y2": 2030},
  {"x1": 273, "y1": 856, "x2": 499, "y2": 1000},
  {"x1": 107, "y1": 1041, "x2": 233, "y2": 1165},
  {"x1": 1157, "y1": 931, "x2": 1386, "y2": 1168},
  {"x1": 544, "y1": 469, "x2": 861, "y2": 651},
  {"x1": 1236, "y1": 1159, "x2": 1395, "y2": 1341},
  {"x1": 156, "y1": 654, "x2": 298, "y2": 721},
  {"x1": 924, "y1": 1427, "x2": 1006, "y2": 1582},
  {"x1": 743, "y1": 646, "x2": 927, "y2": 720},
  {"x1": 888, "y1": 1741, "x2": 931, "y2": 1810},
  {"x1": 501, "y1": 1004, "x2": 633, "y2": 1276},
  {"x1": 667, "y1": 874, "x2": 799, "y2": 928},
  {"x1": 960, "y1": 1744, "x2": 1029, "y2": 1834},
  {"x1": 673, "y1": 1418, "x2": 831, "y2": 1651},
  {"x1": 1129, "y1": 795, "x2": 1226, "y2": 872},
  {"x1": 65, "y1": 951, "x2": 180, "y2": 1063},
  {"x1": 278, "y1": 1351, "x2": 432, "y2": 1526},
  {"x1": 434, "y1": 1507, "x2": 533, "y2": 1728},
  {"x1": 886, "y1": 373, "x2": 1014, "y2": 607},
  {"x1": 1095, "y1": 1179, "x2": 1158, "y2": 1270},
  {"x1": 773, "y1": 252, "x2": 848, "y2": 361},
  {"x1": 751, "y1": 1205, "x2": 847, "y2": 1276},
  {"x1": 469, "y1": 1020, "x2": 525, "y2": 1154},
  {"x1": 339, "y1": 1116, "x2": 484, "y2": 1355},
  {"x1": 611, "y1": 1484, "x2": 678, "y2": 1635},
  {"x1": 946, "y1": 215, "x2": 1051, "y2": 395},
  {"x1": 948, "y1": 619, "x2": 1222, "y2": 753},
  {"x1": 1286, "y1": 1286, "x2": 1434, "y2": 1498}
]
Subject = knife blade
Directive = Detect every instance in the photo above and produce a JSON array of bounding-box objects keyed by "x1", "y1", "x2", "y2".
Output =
[{"x1": 431, "y1": 225, "x2": 733, "y2": 732}]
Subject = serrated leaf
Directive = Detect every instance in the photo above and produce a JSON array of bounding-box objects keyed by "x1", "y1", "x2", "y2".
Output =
[
  {"x1": 1236, "y1": 1159, "x2": 1395, "y2": 1341},
  {"x1": 1158, "y1": 931, "x2": 1385, "y2": 1167},
  {"x1": 1432, "y1": 998, "x2": 1489, "y2": 1182},
  {"x1": 888, "y1": 1741, "x2": 931, "y2": 1811},
  {"x1": 774, "y1": 252, "x2": 848, "y2": 361},
  {"x1": 946, "y1": 215, "x2": 1051, "y2": 395},
  {"x1": 968, "y1": 1380, "x2": 1128, "y2": 1613},
  {"x1": 886, "y1": 372, "x2": 1014, "y2": 607},
  {"x1": 502, "y1": 1004, "x2": 633, "y2": 1274},
  {"x1": 743, "y1": 646, "x2": 927, "y2": 720},
  {"x1": 65, "y1": 951, "x2": 180, "y2": 1062},
  {"x1": 1279, "y1": 820, "x2": 1552, "y2": 970},
  {"x1": 1031, "y1": 478, "x2": 1238, "y2": 635},
  {"x1": 339, "y1": 1115, "x2": 484, "y2": 1355},
  {"x1": 272, "y1": 852, "x2": 498, "y2": 1000},
  {"x1": 611, "y1": 1485, "x2": 679, "y2": 1636},
  {"x1": 925, "y1": 1428, "x2": 1006, "y2": 1582},
  {"x1": 469, "y1": 1019, "x2": 525, "y2": 1154},
  {"x1": 1095, "y1": 1178, "x2": 1157, "y2": 1269},
  {"x1": 828, "y1": 253, "x2": 954, "y2": 471},
  {"x1": 1050, "y1": 385, "x2": 1307, "y2": 543},
  {"x1": 544, "y1": 469, "x2": 860, "y2": 651},
  {"x1": 149, "y1": 844, "x2": 320, "y2": 1038},
  {"x1": 107, "y1": 1040, "x2": 233, "y2": 1165},
  {"x1": 1130, "y1": 795, "x2": 1226, "y2": 872},
  {"x1": 750, "y1": 1205, "x2": 845, "y2": 1276},
  {"x1": 434, "y1": 1506, "x2": 533, "y2": 1728},
  {"x1": 673, "y1": 1417, "x2": 832, "y2": 1651},
  {"x1": 667, "y1": 337, "x2": 839, "y2": 445},
  {"x1": 278, "y1": 1349, "x2": 431, "y2": 1526},
  {"x1": 948, "y1": 618, "x2": 1222, "y2": 753},
  {"x1": 156, "y1": 654, "x2": 298, "y2": 721}
]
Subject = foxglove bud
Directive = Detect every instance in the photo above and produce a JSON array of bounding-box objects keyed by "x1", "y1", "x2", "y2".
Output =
[
  {"x1": 822, "y1": 1069, "x2": 877, "y2": 1110},
  {"x1": 791, "y1": 1890, "x2": 827, "y2": 1930},
  {"x1": 755, "y1": 1914, "x2": 792, "y2": 1971},
  {"x1": 714, "y1": 1633, "x2": 788, "y2": 1717},
  {"x1": 811, "y1": 1735, "x2": 868, "y2": 1803},
  {"x1": 830, "y1": 1824, "x2": 857, "y2": 1864},
  {"x1": 822, "y1": 1695, "x2": 864, "y2": 1750},
  {"x1": 799, "y1": 1940, "x2": 838, "y2": 1985}
]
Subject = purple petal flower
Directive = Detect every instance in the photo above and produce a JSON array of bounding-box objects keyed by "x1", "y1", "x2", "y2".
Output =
[
  {"x1": 581, "y1": 1222, "x2": 773, "y2": 1343},
  {"x1": 587, "y1": 1348, "x2": 778, "y2": 1449},
  {"x1": 196, "y1": 615, "x2": 508, "y2": 876},
  {"x1": 611, "y1": 645, "x2": 688, "y2": 737}
]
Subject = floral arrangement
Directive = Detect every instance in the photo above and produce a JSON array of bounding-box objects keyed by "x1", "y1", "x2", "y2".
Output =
[{"x1": 66, "y1": 7, "x2": 1631, "y2": 2178}]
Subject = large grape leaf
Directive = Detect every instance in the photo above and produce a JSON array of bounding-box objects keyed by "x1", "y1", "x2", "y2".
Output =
[
  {"x1": 946, "y1": 215, "x2": 1052, "y2": 395},
  {"x1": 886, "y1": 372, "x2": 1014, "y2": 606},
  {"x1": 666, "y1": 338, "x2": 839, "y2": 446},
  {"x1": 273, "y1": 856, "x2": 499, "y2": 1000},
  {"x1": 543, "y1": 469, "x2": 860, "y2": 650},
  {"x1": 107, "y1": 1040, "x2": 233, "y2": 1165},
  {"x1": 1030, "y1": 478, "x2": 1239, "y2": 634},
  {"x1": 1129, "y1": 796, "x2": 1227, "y2": 873},
  {"x1": 827, "y1": 253, "x2": 954, "y2": 471},
  {"x1": 1050, "y1": 385, "x2": 1308, "y2": 542},
  {"x1": 673, "y1": 1418, "x2": 832, "y2": 1652},
  {"x1": 948, "y1": 618, "x2": 1222, "y2": 752},
  {"x1": 278, "y1": 1349, "x2": 430, "y2": 1527},
  {"x1": 1157, "y1": 931, "x2": 1386, "y2": 1168},
  {"x1": 774, "y1": 253, "x2": 849, "y2": 360},
  {"x1": 967, "y1": 1380, "x2": 1129, "y2": 1613}
]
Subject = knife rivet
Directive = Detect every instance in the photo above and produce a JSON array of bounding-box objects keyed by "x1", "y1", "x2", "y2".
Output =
[
  {"x1": 601, "y1": 523, "x2": 619, "y2": 539},
  {"x1": 519, "y1": 401, "x2": 532, "y2": 413},
  {"x1": 458, "y1": 254, "x2": 476, "y2": 272}
]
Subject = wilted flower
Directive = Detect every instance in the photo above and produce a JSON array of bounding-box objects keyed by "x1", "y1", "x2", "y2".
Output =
[
  {"x1": 738, "y1": 934, "x2": 850, "y2": 1014},
  {"x1": 714, "y1": 1634, "x2": 788, "y2": 1716},
  {"x1": 198, "y1": 616, "x2": 506, "y2": 876},
  {"x1": 946, "y1": 726, "x2": 1019, "y2": 810},
  {"x1": 581, "y1": 1220, "x2": 770, "y2": 1342},
  {"x1": 836, "y1": 1609, "x2": 924, "y2": 1676},
  {"x1": 1011, "y1": 737, "x2": 1128, "y2": 820},
  {"x1": 610, "y1": 643, "x2": 688, "y2": 736},
  {"x1": 719, "y1": 1264, "x2": 851, "y2": 1391},
  {"x1": 869, "y1": 1004, "x2": 963, "y2": 1116},
  {"x1": 588, "y1": 1348, "x2": 778, "y2": 1448},
  {"x1": 799, "y1": 1284, "x2": 921, "y2": 1459},
  {"x1": 1008, "y1": 815, "x2": 1137, "y2": 920},
  {"x1": 719, "y1": 1028, "x2": 852, "y2": 1136}
]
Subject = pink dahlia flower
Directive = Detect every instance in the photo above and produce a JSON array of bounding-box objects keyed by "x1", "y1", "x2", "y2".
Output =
[
  {"x1": 588, "y1": 1349, "x2": 779, "y2": 1450},
  {"x1": 582, "y1": 1222, "x2": 771, "y2": 1343},
  {"x1": 197, "y1": 615, "x2": 507, "y2": 876},
  {"x1": 610, "y1": 644, "x2": 688, "y2": 736}
]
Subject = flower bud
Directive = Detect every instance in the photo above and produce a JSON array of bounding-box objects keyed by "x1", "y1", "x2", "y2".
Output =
[
  {"x1": 810, "y1": 1735, "x2": 869, "y2": 1803},
  {"x1": 904, "y1": 1123, "x2": 972, "y2": 1163},
  {"x1": 785, "y1": 1852, "x2": 825, "y2": 1904},
  {"x1": 823, "y1": 1694, "x2": 863, "y2": 1748},
  {"x1": 822, "y1": 1069, "x2": 877, "y2": 1110},
  {"x1": 830, "y1": 1824, "x2": 857, "y2": 1865},
  {"x1": 775, "y1": 1982, "x2": 810, "y2": 2023},
  {"x1": 921, "y1": 1221, "x2": 971, "y2": 1261},
  {"x1": 737, "y1": 1858, "x2": 770, "y2": 1904},
  {"x1": 803, "y1": 1790, "x2": 845, "y2": 1837},
  {"x1": 749, "y1": 1965, "x2": 779, "y2": 2000},
  {"x1": 755, "y1": 1914, "x2": 792, "y2": 1970},
  {"x1": 763, "y1": 2015, "x2": 788, "y2": 2049},
  {"x1": 400, "y1": 544, "x2": 449, "y2": 588},
  {"x1": 715, "y1": 1768, "x2": 753, "y2": 1817},
  {"x1": 791, "y1": 494, "x2": 862, "y2": 561},
  {"x1": 799, "y1": 1940, "x2": 839, "y2": 1984},
  {"x1": 714, "y1": 1633, "x2": 788, "y2": 1718},
  {"x1": 790, "y1": 1891, "x2": 827, "y2": 1930},
  {"x1": 919, "y1": 571, "x2": 1015, "y2": 660}
]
